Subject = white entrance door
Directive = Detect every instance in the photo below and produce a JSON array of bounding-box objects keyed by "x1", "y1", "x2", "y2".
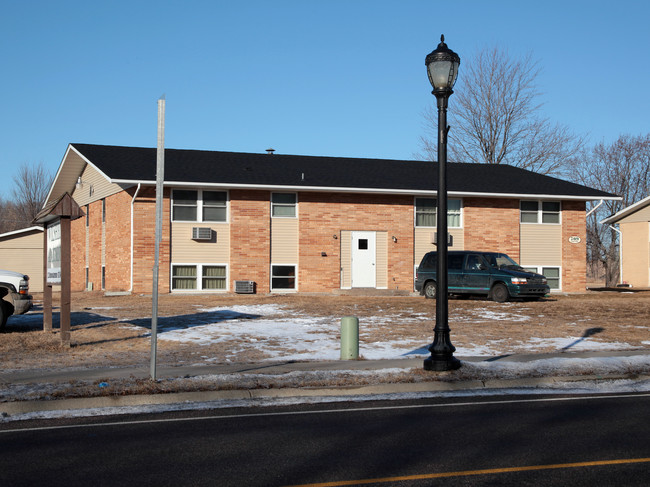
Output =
[{"x1": 351, "y1": 231, "x2": 376, "y2": 288}]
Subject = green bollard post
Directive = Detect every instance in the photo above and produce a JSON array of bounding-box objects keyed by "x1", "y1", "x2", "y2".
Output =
[{"x1": 340, "y1": 316, "x2": 359, "y2": 360}]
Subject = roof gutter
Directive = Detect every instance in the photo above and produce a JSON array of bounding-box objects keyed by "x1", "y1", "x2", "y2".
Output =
[{"x1": 106, "y1": 179, "x2": 620, "y2": 202}]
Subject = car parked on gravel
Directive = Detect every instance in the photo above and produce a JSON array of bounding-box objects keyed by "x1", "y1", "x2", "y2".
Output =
[
  {"x1": 415, "y1": 251, "x2": 550, "y2": 302},
  {"x1": 0, "y1": 269, "x2": 32, "y2": 330}
]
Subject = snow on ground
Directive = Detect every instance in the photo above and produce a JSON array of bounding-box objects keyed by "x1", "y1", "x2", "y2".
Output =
[
  {"x1": 2, "y1": 303, "x2": 648, "y2": 423},
  {"x1": 122, "y1": 304, "x2": 639, "y2": 360}
]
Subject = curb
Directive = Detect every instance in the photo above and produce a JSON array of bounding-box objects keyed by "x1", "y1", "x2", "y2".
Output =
[{"x1": 3, "y1": 373, "x2": 648, "y2": 418}]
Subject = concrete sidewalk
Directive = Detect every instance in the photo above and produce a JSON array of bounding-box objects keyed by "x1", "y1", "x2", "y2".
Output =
[{"x1": 1, "y1": 350, "x2": 649, "y2": 419}]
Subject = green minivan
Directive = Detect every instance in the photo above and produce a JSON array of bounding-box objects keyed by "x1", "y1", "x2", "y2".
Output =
[{"x1": 415, "y1": 251, "x2": 550, "y2": 302}]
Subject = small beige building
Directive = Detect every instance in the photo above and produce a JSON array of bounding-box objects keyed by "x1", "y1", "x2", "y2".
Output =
[
  {"x1": 0, "y1": 226, "x2": 44, "y2": 293},
  {"x1": 602, "y1": 195, "x2": 650, "y2": 288}
]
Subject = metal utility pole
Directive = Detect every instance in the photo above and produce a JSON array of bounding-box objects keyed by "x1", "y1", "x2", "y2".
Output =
[{"x1": 151, "y1": 94, "x2": 165, "y2": 380}]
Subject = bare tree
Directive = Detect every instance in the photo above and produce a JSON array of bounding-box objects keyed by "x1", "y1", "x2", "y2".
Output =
[
  {"x1": 8, "y1": 162, "x2": 53, "y2": 230},
  {"x1": 574, "y1": 134, "x2": 650, "y2": 286},
  {"x1": 0, "y1": 197, "x2": 20, "y2": 234},
  {"x1": 419, "y1": 46, "x2": 583, "y2": 176}
]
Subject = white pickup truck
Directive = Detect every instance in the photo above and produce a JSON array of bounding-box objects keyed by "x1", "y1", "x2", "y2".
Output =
[{"x1": 0, "y1": 270, "x2": 33, "y2": 330}]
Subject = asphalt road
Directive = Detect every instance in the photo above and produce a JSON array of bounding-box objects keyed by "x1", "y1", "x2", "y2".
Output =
[{"x1": 1, "y1": 393, "x2": 649, "y2": 486}]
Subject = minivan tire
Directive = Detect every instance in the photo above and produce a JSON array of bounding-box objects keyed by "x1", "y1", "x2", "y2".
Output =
[
  {"x1": 491, "y1": 283, "x2": 509, "y2": 303},
  {"x1": 424, "y1": 281, "x2": 437, "y2": 299}
]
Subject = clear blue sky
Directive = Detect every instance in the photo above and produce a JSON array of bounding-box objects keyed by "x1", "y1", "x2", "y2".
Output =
[{"x1": 1, "y1": 0, "x2": 648, "y2": 197}]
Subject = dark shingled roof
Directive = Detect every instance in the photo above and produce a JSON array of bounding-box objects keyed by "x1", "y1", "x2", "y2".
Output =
[{"x1": 71, "y1": 143, "x2": 616, "y2": 199}]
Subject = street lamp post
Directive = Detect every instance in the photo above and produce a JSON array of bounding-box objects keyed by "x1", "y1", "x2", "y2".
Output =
[{"x1": 424, "y1": 35, "x2": 462, "y2": 372}]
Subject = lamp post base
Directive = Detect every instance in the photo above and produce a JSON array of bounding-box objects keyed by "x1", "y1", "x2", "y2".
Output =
[
  {"x1": 423, "y1": 354, "x2": 462, "y2": 371},
  {"x1": 423, "y1": 331, "x2": 462, "y2": 371}
]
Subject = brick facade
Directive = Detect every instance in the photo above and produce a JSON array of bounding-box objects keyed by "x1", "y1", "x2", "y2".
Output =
[
  {"x1": 132, "y1": 187, "x2": 171, "y2": 294},
  {"x1": 298, "y1": 193, "x2": 414, "y2": 292},
  {"x1": 229, "y1": 190, "x2": 271, "y2": 293},
  {"x1": 561, "y1": 200, "x2": 587, "y2": 292},
  {"x1": 463, "y1": 198, "x2": 521, "y2": 260},
  {"x1": 71, "y1": 188, "x2": 588, "y2": 295}
]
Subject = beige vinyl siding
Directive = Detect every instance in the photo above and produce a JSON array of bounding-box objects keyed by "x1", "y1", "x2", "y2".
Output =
[
  {"x1": 376, "y1": 231, "x2": 388, "y2": 289},
  {"x1": 0, "y1": 230, "x2": 44, "y2": 293},
  {"x1": 271, "y1": 218, "x2": 298, "y2": 263},
  {"x1": 72, "y1": 164, "x2": 124, "y2": 206},
  {"x1": 171, "y1": 222, "x2": 230, "y2": 262},
  {"x1": 341, "y1": 231, "x2": 351, "y2": 288},
  {"x1": 414, "y1": 227, "x2": 464, "y2": 264},
  {"x1": 520, "y1": 224, "x2": 562, "y2": 266},
  {"x1": 620, "y1": 221, "x2": 650, "y2": 287},
  {"x1": 619, "y1": 205, "x2": 650, "y2": 224}
]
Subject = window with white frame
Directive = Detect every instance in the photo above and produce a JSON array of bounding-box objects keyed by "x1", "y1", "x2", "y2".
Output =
[
  {"x1": 520, "y1": 201, "x2": 560, "y2": 224},
  {"x1": 271, "y1": 265, "x2": 296, "y2": 290},
  {"x1": 522, "y1": 266, "x2": 561, "y2": 290},
  {"x1": 172, "y1": 189, "x2": 228, "y2": 222},
  {"x1": 172, "y1": 264, "x2": 227, "y2": 291},
  {"x1": 415, "y1": 198, "x2": 461, "y2": 227},
  {"x1": 271, "y1": 193, "x2": 297, "y2": 218}
]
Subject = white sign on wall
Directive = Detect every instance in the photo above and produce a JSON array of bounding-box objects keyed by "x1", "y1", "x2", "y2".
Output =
[
  {"x1": 47, "y1": 221, "x2": 61, "y2": 284},
  {"x1": 568, "y1": 236, "x2": 581, "y2": 244}
]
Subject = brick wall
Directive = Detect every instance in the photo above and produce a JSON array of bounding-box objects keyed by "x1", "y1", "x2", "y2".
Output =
[
  {"x1": 298, "y1": 193, "x2": 414, "y2": 292},
  {"x1": 132, "y1": 187, "x2": 171, "y2": 294},
  {"x1": 463, "y1": 198, "x2": 521, "y2": 260},
  {"x1": 229, "y1": 190, "x2": 271, "y2": 293},
  {"x1": 105, "y1": 190, "x2": 134, "y2": 291},
  {"x1": 70, "y1": 187, "x2": 589, "y2": 295},
  {"x1": 71, "y1": 213, "x2": 86, "y2": 291},
  {"x1": 561, "y1": 200, "x2": 587, "y2": 292}
]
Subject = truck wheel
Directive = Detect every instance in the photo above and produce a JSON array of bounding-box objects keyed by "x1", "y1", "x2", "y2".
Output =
[
  {"x1": 491, "y1": 283, "x2": 509, "y2": 303},
  {"x1": 424, "y1": 281, "x2": 437, "y2": 299}
]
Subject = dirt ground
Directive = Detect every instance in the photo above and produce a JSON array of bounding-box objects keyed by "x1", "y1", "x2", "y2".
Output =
[{"x1": 1, "y1": 290, "x2": 649, "y2": 371}]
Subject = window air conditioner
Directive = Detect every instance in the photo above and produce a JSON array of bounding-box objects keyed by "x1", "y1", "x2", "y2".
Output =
[
  {"x1": 192, "y1": 227, "x2": 212, "y2": 240},
  {"x1": 234, "y1": 280, "x2": 255, "y2": 294}
]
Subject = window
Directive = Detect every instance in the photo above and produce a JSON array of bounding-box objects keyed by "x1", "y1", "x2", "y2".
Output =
[
  {"x1": 523, "y1": 266, "x2": 561, "y2": 290},
  {"x1": 101, "y1": 266, "x2": 106, "y2": 290},
  {"x1": 172, "y1": 265, "x2": 197, "y2": 290},
  {"x1": 271, "y1": 265, "x2": 296, "y2": 290},
  {"x1": 520, "y1": 201, "x2": 560, "y2": 224},
  {"x1": 202, "y1": 191, "x2": 227, "y2": 222},
  {"x1": 202, "y1": 266, "x2": 226, "y2": 290},
  {"x1": 86, "y1": 205, "x2": 89, "y2": 227},
  {"x1": 102, "y1": 199, "x2": 106, "y2": 223},
  {"x1": 172, "y1": 189, "x2": 228, "y2": 222},
  {"x1": 415, "y1": 198, "x2": 461, "y2": 227},
  {"x1": 173, "y1": 190, "x2": 198, "y2": 221},
  {"x1": 272, "y1": 193, "x2": 297, "y2": 217},
  {"x1": 542, "y1": 267, "x2": 560, "y2": 289},
  {"x1": 172, "y1": 264, "x2": 227, "y2": 291}
]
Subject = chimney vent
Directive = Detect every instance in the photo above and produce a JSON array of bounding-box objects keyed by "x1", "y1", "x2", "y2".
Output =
[{"x1": 266, "y1": 148, "x2": 275, "y2": 154}]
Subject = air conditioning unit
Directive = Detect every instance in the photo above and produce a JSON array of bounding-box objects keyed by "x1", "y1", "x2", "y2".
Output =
[
  {"x1": 192, "y1": 227, "x2": 212, "y2": 240},
  {"x1": 234, "y1": 280, "x2": 255, "y2": 294},
  {"x1": 431, "y1": 232, "x2": 453, "y2": 246}
]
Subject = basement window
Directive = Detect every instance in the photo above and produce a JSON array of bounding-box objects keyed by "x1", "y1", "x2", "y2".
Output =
[
  {"x1": 172, "y1": 264, "x2": 227, "y2": 291},
  {"x1": 522, "y1": 266, "x2": 561, "y2": 290},
  {"x1": 271, "y1": 265, "x2": 296, "y2": 290}
]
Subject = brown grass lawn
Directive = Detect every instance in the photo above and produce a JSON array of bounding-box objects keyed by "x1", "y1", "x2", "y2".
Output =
[{"x1": 1, "y1": 291, "x2": 649, "y2": 371}]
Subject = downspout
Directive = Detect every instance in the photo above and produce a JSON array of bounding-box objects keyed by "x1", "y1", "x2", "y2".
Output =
[
  {"x1": 129, "y1": 184, "x2": 142, "y2": 293},
  {"x1": 608, "y1": 224, "x2": 622, "y2": 286},
  {"x1": 586, "y1": 199, "x2": 604, "y2": 218}
]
